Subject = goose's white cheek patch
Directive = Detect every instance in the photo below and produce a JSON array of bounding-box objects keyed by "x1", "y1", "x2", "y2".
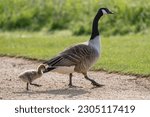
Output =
[{"x1": 102, "y1": 9, "x2": 107, "y2": 14}]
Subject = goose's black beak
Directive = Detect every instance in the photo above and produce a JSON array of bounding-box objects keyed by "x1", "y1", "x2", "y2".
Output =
[{"x1": 108, "y1": 11, "x2": 114, "y2": 14}]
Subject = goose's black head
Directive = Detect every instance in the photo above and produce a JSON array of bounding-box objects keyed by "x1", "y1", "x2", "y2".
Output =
[{"x1": 98, "y1": 8, "x2": 113, "y2": 15}]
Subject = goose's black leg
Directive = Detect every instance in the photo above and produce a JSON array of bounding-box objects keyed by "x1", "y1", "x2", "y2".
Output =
[
  {"x1": 68, "y1": 73, "x2": 82, "y2": 88},
  {"x1": 68, "y1": 73, "x2": 73, "y2": 87},
  {"x1": 84, "y1": 73, "x2": 103, "y2": 87}
]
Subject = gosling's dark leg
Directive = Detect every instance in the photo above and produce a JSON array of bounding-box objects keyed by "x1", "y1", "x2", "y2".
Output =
[
  {"x1": 26, "y1": 83, "x2": 29, "y2": 90},
  {"x1": 30, "y1": 82, "x2": 42, "y2": 87},
  {"x1": 68, "y1": 73, "x2": 73, "y2": 87},
  {"x1": 84, "y1": 73, "x2": 103, "y2": 87},
  {"x1": 28, "y1": 77, "x2": 42, "y2": 87}
]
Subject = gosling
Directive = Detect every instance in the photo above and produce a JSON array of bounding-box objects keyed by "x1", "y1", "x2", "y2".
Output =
[{"x1": 18, "y1": 64, "x2": 46, "y2": 90}]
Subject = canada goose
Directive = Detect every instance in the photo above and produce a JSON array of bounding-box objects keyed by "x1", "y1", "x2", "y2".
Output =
[
  {"x1": 43, "y1": 8, "x2": 113, "y2": 87},
  {"x1": 18, "y1": 64, "x2": 46, "y2": 90}
]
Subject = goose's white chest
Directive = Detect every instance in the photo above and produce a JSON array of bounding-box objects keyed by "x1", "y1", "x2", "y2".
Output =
[{"x1": 88, "y1": 36, "x2": 101, "y2": 54}]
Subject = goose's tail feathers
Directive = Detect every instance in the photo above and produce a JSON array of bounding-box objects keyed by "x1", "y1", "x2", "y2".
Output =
[{"x1": 43, "y1": 66, "x2": 56, "y2": 73}]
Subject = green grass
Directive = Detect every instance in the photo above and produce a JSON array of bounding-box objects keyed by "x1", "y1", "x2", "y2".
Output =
[
  {"x1": 95, "y1": 34, "x2": 150, "y2": 76},
  {"x1": 0, "y1": 0, "x2": 150, "y2": 35},
  {"x1": 0, "y1": 31, "x2": 150, "y2": 76},
  {"x1": 0, "y1": 0, "x2": 150, "y2": 77}
]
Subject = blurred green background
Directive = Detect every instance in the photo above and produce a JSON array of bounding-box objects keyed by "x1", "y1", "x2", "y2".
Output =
[
  {"x1": 0, "y1": 0, "x2": 150, "y2": 76},
  {"x1": 0, "y1": 0, "x2": 150, "y2": 35}
]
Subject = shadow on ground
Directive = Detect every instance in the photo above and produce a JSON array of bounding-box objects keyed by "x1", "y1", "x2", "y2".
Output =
[{"x1": 14, "y1": 88, "x2": 90, "y2": 98}]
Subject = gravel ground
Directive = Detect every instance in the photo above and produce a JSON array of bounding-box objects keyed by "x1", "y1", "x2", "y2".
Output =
[{"x1": 0, "y1": 56, "x2": 150, "y2": 100}]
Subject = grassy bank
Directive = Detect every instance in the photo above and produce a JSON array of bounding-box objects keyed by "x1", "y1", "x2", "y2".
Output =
[
  {"x1": 0, "y1": 0, "x2": 150, "y2": 36},
  {"x1": 0, "y1": 31, "x2": 150, "y2": 76}
]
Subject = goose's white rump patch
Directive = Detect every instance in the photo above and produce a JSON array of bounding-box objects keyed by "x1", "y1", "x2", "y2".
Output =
[{"x1": 51, "y1": 66, "x2": 75, "y2": 74}]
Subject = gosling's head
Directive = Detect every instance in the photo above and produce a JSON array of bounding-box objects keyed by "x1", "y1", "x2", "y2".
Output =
[{"x1": 37, "y1": 64, "x2": 46, "y2": 73}]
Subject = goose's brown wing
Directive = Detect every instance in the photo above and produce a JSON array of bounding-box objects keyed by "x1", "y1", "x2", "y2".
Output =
[{"x1": 43, "y1": 44, "x2": 93, "y2": 67}]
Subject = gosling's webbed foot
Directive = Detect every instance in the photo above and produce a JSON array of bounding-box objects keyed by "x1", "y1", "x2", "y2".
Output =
[
  {"x1": 30, "y1": 83, "x2": 42, "y2": 87},
  {"x1": 35, "y1": 84, "x2": 42, "y2": 87}
]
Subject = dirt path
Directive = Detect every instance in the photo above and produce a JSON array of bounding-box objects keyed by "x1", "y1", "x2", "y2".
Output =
[{"x1": 0, "y1": 56, "x2": 150, "y2": 100}]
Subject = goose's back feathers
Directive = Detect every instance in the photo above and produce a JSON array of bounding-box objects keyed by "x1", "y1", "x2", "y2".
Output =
[{"x1": 44, "y1": 43, "x2": 99, "y2": 73}]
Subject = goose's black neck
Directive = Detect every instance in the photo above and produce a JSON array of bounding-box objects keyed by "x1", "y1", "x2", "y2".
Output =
[{"x1": 90, "y1": 11, "x2": 102, "y2": 40}]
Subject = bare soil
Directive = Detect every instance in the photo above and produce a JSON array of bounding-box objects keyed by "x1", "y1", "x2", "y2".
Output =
[{"x1": 0, "y1": 56, "x2": 150, "y2": 100}]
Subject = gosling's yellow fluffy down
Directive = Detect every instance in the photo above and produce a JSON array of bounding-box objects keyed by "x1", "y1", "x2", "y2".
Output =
[{"x1": 18, "y1": 64, "x2": 46, "y2": 90}]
